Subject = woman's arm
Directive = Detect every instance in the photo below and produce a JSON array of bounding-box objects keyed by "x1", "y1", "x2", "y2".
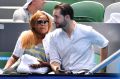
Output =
[{"x1": 4, "y1": 55, "x2": 19, "y2": 70}]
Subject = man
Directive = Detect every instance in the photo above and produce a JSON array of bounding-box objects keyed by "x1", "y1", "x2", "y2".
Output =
[
  {"x1": 13, "y1": 0, "x2": 52, "y2": 22},
  {"x1": 43, "y1": 3, "x2": 109, "y2": 74}
]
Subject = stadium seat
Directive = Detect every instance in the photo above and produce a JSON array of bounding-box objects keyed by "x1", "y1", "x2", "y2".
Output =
[
  {"x1": 104, "y1": 2, "x2": 120, "y2": 22},
  {"x1": 103, "y1": 2, "x2": 120, "y2": 73},
  {"x1": 71, "y1": 1, "x2": 105, "y2": 22},
  {"x1": 52, "y1": 0, "x2": 76, "y2": 4},
  {"x1": 52, "y1": 0, "x2": 91, "y2": 4},
  {"x1": 43, "y1": 1, "x2": 60, "y2": 15}
]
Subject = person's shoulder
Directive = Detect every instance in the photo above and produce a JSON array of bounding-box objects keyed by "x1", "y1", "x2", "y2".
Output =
[
  {"x1": 14, "y1": 7, "x2": 24, "y2": 12},
  {"x1": 21, "y1": 30, "x2": 31, "y2": 34},
  {"x1": 45, "y1": 29, "x2": 62, "y2": 38},
  {"x1": 14, "y1": 7, "x2": 27, "y2": 16},
  {"x1": 19, "y1": 30, "x2": 31, "y2": 38},
  {"x1": 51, "y1": 29, "x2": 62, "y2": 36},
  {"x1": 76, "y1": 23, "x2": 93, "y2": 32},
  {"x1": 13, "y1": 7, "x2": 27, "y2": 22}
]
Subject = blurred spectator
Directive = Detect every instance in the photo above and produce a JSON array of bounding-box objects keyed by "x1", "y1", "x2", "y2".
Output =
[{"x1": 13, "y1": 0, "x2": 52, "y2": 22}]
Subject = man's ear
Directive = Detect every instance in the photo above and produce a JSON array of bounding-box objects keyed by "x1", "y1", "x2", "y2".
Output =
[{"x1": 65, "y1": 15, "x2": 70, "y2": 20}]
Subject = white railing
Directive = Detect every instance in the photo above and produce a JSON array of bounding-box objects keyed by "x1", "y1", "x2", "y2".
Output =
[
  {"x1": 0, "y1": 6, "x2": 21, "y2": 9},
  {"x1": 86, "y1": 49, "x2": 120, "y2": 74}
]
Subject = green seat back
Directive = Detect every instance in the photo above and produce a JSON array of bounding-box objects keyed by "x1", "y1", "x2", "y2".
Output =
[
  {"x1": 0, "y1": 52, "x2": 12, "y2": 68},
  {"x1": 52, "y1": 0, "x2": 91, "y2": 4},
  {"x1": 71, "y1": 1, "x2": 105, "y2": 22},
  {"x1": 95, "y1": 53, "x2": 100, "y2": 64},
  {"x1": 74, "y1": 16, "x2": 95, "y2": 22},
  {"x1": 43, "y1": 1, "x2": 60, "y2": 15},
  {"x1": 52, "y1": 0, "x2": 76, "y2": 4}
]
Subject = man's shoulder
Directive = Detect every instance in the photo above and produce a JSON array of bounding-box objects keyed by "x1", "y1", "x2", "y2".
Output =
[
  {"x1": 14, "y1": 7, "x2": 26, "y2": 14},
  {"x1": 51, "y1": 28, "x2": 62, "y2": 34},
  {"x1": 77, "y1": 23, "x2": 92, "y2": 28},
  {"x1": 76, "y1": 23, "x2": 94, "y2": 36},
  {"x1": 13, "y1": 7, "x2": 28, "y2": 22},
  {"x1": 45, "y1": 29, "x2": 62, "y2": 38},
  {"x1": 76, "y1": 23, "x2": 93, "y2": 31}
]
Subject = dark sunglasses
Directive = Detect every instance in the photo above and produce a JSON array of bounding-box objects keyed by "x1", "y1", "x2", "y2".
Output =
[{"x1": 36, "y1": 20, "x2": 49, "y2": 25}]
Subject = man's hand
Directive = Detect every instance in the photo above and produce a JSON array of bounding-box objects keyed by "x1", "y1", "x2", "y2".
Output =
[{"x1": 56, "y1": 69, "x2": 72, "y2": 74}]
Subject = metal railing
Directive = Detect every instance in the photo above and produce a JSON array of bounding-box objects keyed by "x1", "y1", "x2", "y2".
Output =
[{"x1": 86, "y1": 49, "x2": 120, "y2": 74}]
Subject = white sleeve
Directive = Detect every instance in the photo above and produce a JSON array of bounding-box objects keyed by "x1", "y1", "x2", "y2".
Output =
[
  {"x1": 12, "y1": 37, "x2": 24, "y2": 57},
  {"x1": 90, "y1": 29, "x2": 109, "y2": 48},
  {"x1": 43, "y1": 33, "x2": 61, "y2": 64},
  {"x1": 13, "y1": 9, "x2": 25, "y2": 22}
]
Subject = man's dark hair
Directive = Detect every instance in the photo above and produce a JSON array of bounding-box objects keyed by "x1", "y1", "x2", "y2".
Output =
[{"x1": 54, "y1": 3, "x2": 74, "y2": 20}]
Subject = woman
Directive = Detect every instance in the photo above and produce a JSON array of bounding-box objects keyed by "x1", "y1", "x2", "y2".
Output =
[{"x1": 4, "y1": 10, "x2": 52, "y2": 74}]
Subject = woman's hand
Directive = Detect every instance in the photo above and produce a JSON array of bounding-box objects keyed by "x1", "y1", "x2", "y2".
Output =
[
  {"x1": 29, "y1": 60, "x2": 49, "y2": 69},
  {"x1": 29, "y1": 64, "x2": 41, "y2": 69}
]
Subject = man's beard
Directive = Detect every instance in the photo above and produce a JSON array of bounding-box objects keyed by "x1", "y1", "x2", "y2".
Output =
[{"x1": 56, "y1": 19, "x2": 67, "y2": 29}]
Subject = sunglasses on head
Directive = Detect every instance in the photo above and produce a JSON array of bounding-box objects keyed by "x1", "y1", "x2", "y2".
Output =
[{"x1": 36, "y1": 20, "x2": 49, "y2": 25}]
